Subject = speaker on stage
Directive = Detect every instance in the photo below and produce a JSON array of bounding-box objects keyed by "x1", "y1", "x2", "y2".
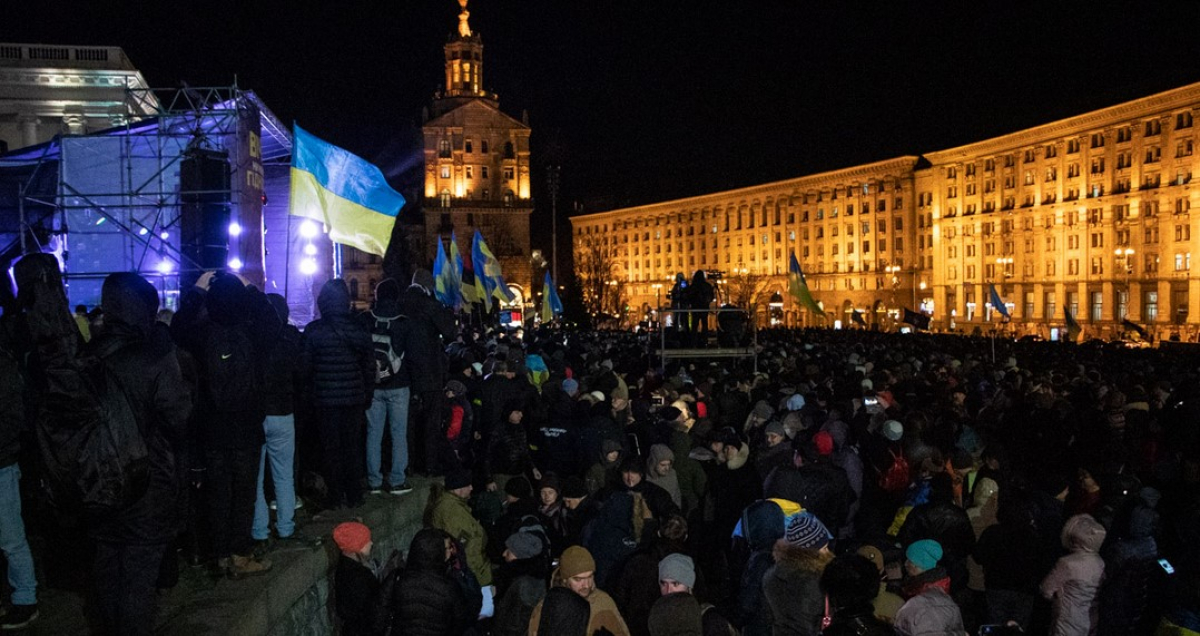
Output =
[{"x1": 179, "y1": 147, "x2": 231, "y2": 290}]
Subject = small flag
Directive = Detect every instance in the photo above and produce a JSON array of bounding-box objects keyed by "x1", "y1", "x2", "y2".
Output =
[
  {"x1": 449, "y1": 231, "x2": 465, "y2": 305},
  {"x1": 787, "y1": 253, "x2": 825, "y2": 316},
  {"x1": 1122, "y1": 319, "x2": 1149, "y2": 340},
  {"x1": 988, "y1": 284, "x2": 1010, "y2": 320},
  {"x1": 460, "y1": 265, "x2": 482, "y2": 306},
  {"x1": 288, "y1": 125, "x2": 405, "y2": 256},
  {"x1": 902, "y1": 308, "x2": 930, "y2": 330},
  {"x1": 541, "y1": 271, "x2": 564, "y2": 323},
  {"x1": 851, "y1": 308, "x2": 867, "y2": 327},
  {"x1": 433, "y1": 238, "x2": 460, "y2": 308},
  {"x1": 1065, "y1": 306, "x2": 1082, "y2": 343},
  {"x1": 472, "y1": 230, "x2": 515, "y2": 306}
]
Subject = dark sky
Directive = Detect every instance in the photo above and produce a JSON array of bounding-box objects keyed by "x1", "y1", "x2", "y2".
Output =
[{"x1": 8, "y1": 2, "x2": 1200, "y2": 234}]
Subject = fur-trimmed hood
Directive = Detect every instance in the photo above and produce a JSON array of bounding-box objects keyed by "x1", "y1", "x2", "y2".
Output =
[
  {"x1": 726, "y1": 440, "x2": 751, "y2": 470},
  {"x1": 770, "y1": 539, "x2": 834, "y2": 575}
]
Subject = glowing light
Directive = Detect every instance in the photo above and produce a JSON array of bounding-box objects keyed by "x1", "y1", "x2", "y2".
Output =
[
  {"x1": 228, "y1": 257, "x2": 243, "y2": 271},
  {"x1": 94, "y1": 217, "x2": 107, "y2": 226},
  {"x1": 160, "y1": 232, "x2": 169, "y2": 240},
  {"x1": 300, "y1": 221, "x2": 319, "y2": 239},
  {"x1": 299, "y1": 258, "x2": 318, "y2": 275},
  {"x1": 303, "y1": 244, "x2": 318, "y2": 256},
  {"x1": 228, "y1": 221, "x2": 242, "y2": 237},
  {"x1": 138, "y1": 227, "x2": 149, "y2": 236},
  {"x1": 155, "y1": 260, "x2": 174, "y2": 274}
]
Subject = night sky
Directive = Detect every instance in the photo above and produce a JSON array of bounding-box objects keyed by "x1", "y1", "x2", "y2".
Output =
[{"x1": 7, "y1": 2, "x2": 1200, "y2": 246}]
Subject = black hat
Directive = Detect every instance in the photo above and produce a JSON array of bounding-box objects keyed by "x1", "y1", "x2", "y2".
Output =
[
  {"x1": 444, "y1": 469, "x2": 473, "y2": 491},
  {"x1": 505, "y1": 475, "x2": 533, "y2": 499}
]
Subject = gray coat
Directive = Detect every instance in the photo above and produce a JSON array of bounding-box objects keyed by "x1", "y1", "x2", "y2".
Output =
[{"x1": 1040, "y1": 514, "x2": 1107, "y2": 636}]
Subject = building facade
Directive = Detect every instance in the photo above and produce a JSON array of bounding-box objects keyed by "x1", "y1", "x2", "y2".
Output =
[
  {"x1": 420, "y1": 4, "x2": 533, "y2": 304},
  {"x1": 0, "y1": 43, "x2": 158, "y2": 154},
  {"x1": 573, "y1": 81, "x2": 1200, "y2": 340}
]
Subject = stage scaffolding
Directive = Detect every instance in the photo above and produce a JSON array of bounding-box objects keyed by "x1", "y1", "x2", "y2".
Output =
[{"x1": 0, "y1": 84, "x2": 300, "y2": 312}]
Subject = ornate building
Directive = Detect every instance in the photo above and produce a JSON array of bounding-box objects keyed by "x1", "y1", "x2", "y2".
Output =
[
  {"x1": 420, "y1": 0, "x2": 533, "y2": 302},
  {"x1": 0, "y1": 43, "x2": 157, "y2": 153},
  {"x1": 573, "y1": 81, "x2": 1200, "y2": 340}
]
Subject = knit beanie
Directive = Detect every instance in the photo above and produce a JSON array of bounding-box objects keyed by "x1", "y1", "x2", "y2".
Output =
[
  {"x1": 752, "y1": 401, "x2": 774, "y2": 421},
  {"x1": 562, "y1": 378, "x2": 579, "y2": 395},
  {"x1": 813, "y1": 431, "x2": 835, "y2": 456},
  {"x1": 882, "y1": 420, "x2": 904, "y2": 441},
  {"x1": 505, "y1": 531, "x2": 543, "y2": 560},
  {"x1": 539, "y1": 473, "x2": 562, "y2": 496},
  {"x1": 785, "y1": 512, "x2": 831, "y2": 550},
  {"x1": 764, "y1": 421, "x2": 786, "y2": 438},
  {"x1": 444, "y1": 469, "x2": 473, "y2": 491},
  {"x1": 906, "y1": 539, "x2": 943, "y2": 571},
  {"x1": 332, "y1": 522, "x2": 371, "y2": 554},
  {"x1": 445, "y1": 379, "x2": 467, "y2": 396},
  {"x1": 558, "y1": 546, "x2": 596, "y2": 579},
  {"x1": 657, "y1": 553, "x2": 696, "y2": 589},
  {"x1": 412, "y1": 268, "x2": 435, "y2": 292}
]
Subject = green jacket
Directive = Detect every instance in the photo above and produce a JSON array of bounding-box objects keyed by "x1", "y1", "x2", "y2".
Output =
[{"x1": 430, "y1": 491, "x2": 493, "y2": 586}]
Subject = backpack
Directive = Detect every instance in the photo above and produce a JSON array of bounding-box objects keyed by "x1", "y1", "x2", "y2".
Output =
[
  {"x1": 203, "y1": 323, "x2": 259, "y2": 411},
  {"x1": 370, "y1": 315, "x2": 405, "y2": 384},
  {"x1": 878, "y1": 448, "x2": 911, "y2": 494},
  {"x1": 35, "y1": 340, "x2": 150, "y2": 516}
]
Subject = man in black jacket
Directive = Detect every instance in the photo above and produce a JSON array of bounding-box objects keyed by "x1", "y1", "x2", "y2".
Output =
[
  {"x1": 397, "y1": 269, "x2": 456, "y2": 476},
  {"x1": 302, "y1": 279, "x2": 375, "y2": 510},
  {"x1": 359, "y1": 279, "x2": 414, "y2": 495}
]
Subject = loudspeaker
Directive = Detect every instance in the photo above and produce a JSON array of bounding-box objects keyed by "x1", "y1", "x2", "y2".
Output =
[{"x1": 180, "y1": 147, "x2": 231, "y2": 289}]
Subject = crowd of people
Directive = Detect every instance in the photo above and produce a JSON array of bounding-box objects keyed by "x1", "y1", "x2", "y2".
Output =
[{"x1": 3, "y1": 260, "x2": 1200, "y2": 636}]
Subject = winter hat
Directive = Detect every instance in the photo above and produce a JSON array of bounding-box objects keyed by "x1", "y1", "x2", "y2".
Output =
[
  {"x1": 906, "y1": 539, "x2": 943, "y2": 572},
  {"x1": 561, "y1": 378, "x2": 579, "y2": 395},
  {"x1": 412, "y1": 268, "x2": 435, "y2": 292},
  {"x1": 752, "y1": 401, "x2": 774, "y2": 421},
  {"x1": 332, "y1": 522, "x2": 371, "y2": 554},
  {"x1": 855, "y1": 545, "x2": 886, "y2": 574},
  {"x1": 558, "y1": 546, "x2": 596, "y2": 579},
  {"x1": 601, "y1": 439, "x2": 624, "y2": 456},
  {"x1": 444, "y1": 469, "x2": 473, "y2": 491},
  {"x1": 589, "y1": 390, "x2": 606, "y2": 402},
  {"x1": 539, "y1": 473, "x2": 562, "y2": 495},
  {"x1": 1061, "y1": 514, "x2": 1107, "y2": 553},
  {"x1": 505, "y1": 475, "x2": 533, "y2": 499},
  {"x1": 813, "y1": 431, "x2": 835, "y2": 456},
  {"x1": 649, "y1": 444, "x2": 674, "y2": 466},
  {"x1": 648, "y1": 592, "x2": 703, "y2": 636},
  {"x1": 784, "y1": 512, "x2": 831, "y2": 550},
  {"x1": 882, "y1": 420, "x2": 904, "y2": 441},
  {"x1": 445, "y1": 379, "x2": 467, "y2": 395},
  {"x1": 764, "y1": 421, "x2": 786, "y2": 438},
  {"x1": 658, "y1": 553, "x2": 697, "y2": 589},
  {"x1": 505, "y1": 531, "x2": 543, "y2": 560},
  {"x1": 562, "y1": 476, "x2": 588, "y2": 499},
  {"x1": 786, "y1": 393, "x2": 806, "y2": 411},
  {"x1": 374, "y1": 277, "x2": 402, "y2": 302}
]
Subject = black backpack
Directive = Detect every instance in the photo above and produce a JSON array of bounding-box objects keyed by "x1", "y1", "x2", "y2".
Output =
[
  {"x1": 370, "y1": 314, "x2": 406, "y2": 384},
  {"x1": 202, "y1": 322, "x2": 259, "y2": 411}
]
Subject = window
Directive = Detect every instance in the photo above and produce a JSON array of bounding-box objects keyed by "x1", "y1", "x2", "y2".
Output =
[
  {"x1": 1068, "y1": 235, "x2": 1080, "y2": 249},
  {"x1": 440, "y1": 165, "x2": 450, "y2": 179},
  {"x1": 1091, "y1": 233, "x2": 1104, "y2": 248},
  {"x1": 894, "y1": 217, "x2": 903, "y2": 231},
  {"x1": 947, "y1": 186, "x2": 958, "y2": 198},
  {"x1": 1067, "y1": 163, "x2": 1080, "y2": 178},
  {"x1": 895, "y1": 238, "x2": 904, "y2": 252},
  {"x1": 503, "y1": 167, "x2": 514, "y2": 180},
  {"x1": 1045, "y1": 167, "x2": 1058, "y2": 182},
  {"x1": 1145, "y1": 146, "x2": 1161, "y2": 163},
  {"x1": 1176, "y1": 253, "x2": 1189, "y2": 271},
  {"x1": 1145, "y1": 224, "x2": 1159, "y2": 243},
  {"x1": 1024, "y1": 171, "x2": 1035, "y2": 186},
  {"x1": 1091, "y1": 133, "x2": 1106, "y2": 149},
  {"x1": 1176, "y1": 224, "x2": 1191, "y2": 242},
  {"x1": 1177, "y1": 139, "x2": 1194, "y2": 158},
  {"x1": 481, "y1": 140, "x2": 489, "y2": 154},
  {"x1": 1024, "y1": 149, "x2": 1036, "y2": 163},
  {"x1": 1046, "y1": 260, "x2": 1057, "y2": 276},
  {"x1": 1068, "y1": 259, "x2": 1079, "y2": 275},
  {"x1": 439, "y1": 189, "x2": 451, "y2": 207},
  {"x1": 947, "y1": 167, "x2": 958, "y2": 179},
  {"x1": 503, "y1": 142, "x2": 515, "y2": 158},
  {"x1": 1177, "y1": 112, "x2": 1194, "y2": 129},
  {"x1": 1044, "y1": 292, "x2": 1057, "y2": 319},
  {"x1": 1067, "y1": 138, "x2": 1081, "y2": 153},
  {"x1": 1177, "y1": 198, "x2": 1192, "y2": 215},
  {"x1": 1117, "y1": 152, "x2": 1132, "y2": 169},
  {"x1": 1091, "y1": 257, "x2": 1104, "y2": 275},
  {"x1": 482, "y1": 167, "x2": 489, "y2": 179},
  {"x1": 465, "y1": 166, "x2": 473, "y2": 180},
  {"x1": 438, "y1": 139, "x2": 451, "y2": 157},
  {"x1": 465, "y1": 139, "x2": 473, "y2": 153},
  {"x1": 1091, "y1": 158, "x2": 1106, "y2": 174},
  {"x1": 1090, "y1": 291, "x2": 1103, "y2": 322},
  {"x1": 1146, "y1": 120, "x2": 1162, "y2": 136}
]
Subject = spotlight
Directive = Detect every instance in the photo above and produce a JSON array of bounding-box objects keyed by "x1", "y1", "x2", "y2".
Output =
[
  {"x1": 228, "y1": 257, "x2": 243, "y2": 271},
  {"x1": 300, "y1": 220, "x2": 319, "y2": 239},
  {"x1": 228, "y1": 221, "x2": 242, "y2": 237},
  {"x1": 303, "y1": 243, "x2": 318, "y2": 256},
  {"x1": 160, "y1": 232, "x2": 170, "y2": 240},
  {"x1": 138, "y1": 227, "x2": 149, "y2": 236},
  {"x1": 156, "y1": 260, "x2": 174, "y2": 274},
  {"x1": 299, "y1": 258, "x2": 318, "y2": 275}
]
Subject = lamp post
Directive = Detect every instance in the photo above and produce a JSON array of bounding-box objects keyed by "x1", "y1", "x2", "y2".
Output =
[{"x1": 1115, "y1": 247, "x2": 1135, "y2": 320}]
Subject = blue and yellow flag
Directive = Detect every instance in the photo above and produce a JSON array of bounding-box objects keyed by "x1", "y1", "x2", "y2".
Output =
[
  {"x1": 988, "y1": 284, "x2": 1010, "y2": 320},
  {"x1": 788, "y1": 253, "x2": 825, "y2": 317},
  {"x1": 472, "y1": 230, "x2": 515, "y2": 305},
  {"x1": 289, "y1": 125, "x2": 404, "y2": 257},
  {"x1": 1065, "y1": 306, "x2": 1082, "y2": 343},
  {"x1": 541, "y1": 271, "x2": 564, "y2": 323},
  {"x1": 449, "y1": 231, "x2": 465, "y2": 306},
  {"x1": 433, "y1": 238, "x2": 461, "y2": 308}
]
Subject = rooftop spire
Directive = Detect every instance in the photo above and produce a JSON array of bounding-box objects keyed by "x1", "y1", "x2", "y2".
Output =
[{"x1": 457, "y1": 0, "x2": 472, "y2": 39}]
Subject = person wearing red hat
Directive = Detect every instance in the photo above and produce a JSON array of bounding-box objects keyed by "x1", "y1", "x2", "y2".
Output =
[{"x1": 332, "y1": 522, "x2": 383, "y2": 636}]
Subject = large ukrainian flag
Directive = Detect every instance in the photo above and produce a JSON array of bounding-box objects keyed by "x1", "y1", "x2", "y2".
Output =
[{"x1": 289, "y1": 125, "x2": 405, "y2": 256}]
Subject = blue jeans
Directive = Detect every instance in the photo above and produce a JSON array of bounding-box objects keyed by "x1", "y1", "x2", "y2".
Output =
[
  {"x1": 366, "y1": 386, "x2": 410, "y2": 488},
  {"x1": 253, "y1": 415, "x2": 296, "y2": 540},
  {"x1": 0, "y1": 464, "x2": 36, "y2": 605}
]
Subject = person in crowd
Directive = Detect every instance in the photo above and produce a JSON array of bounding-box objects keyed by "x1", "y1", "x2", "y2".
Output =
[
  {"x1": 528, "y1": 545, "x2": 631, "y2": 636},
  {"x1": 894, "y1": 540, "x2": 965, "y2": 636},
  {"x1": 492, "y1": 530, "x2": 549, "y2": 636},
  {"x1": 645, "y1": 444, "x2": 682, "y2": 509},
  {"x1": 252, "y1": 293, "x2": 321, "y2": 549},
  {"x1": 537, "y1": 473, "x2": 569, "y2": 555},
  {"x1": 1040, "y1": 513, "x2": 1106, "y2": 636},
  {"x1": 398, "y1": 269, "x2": 456, "y2": 476},
  {"x1": 855, "y1": 544, "x2": 904, "y2": 623},
  {"x1": 585, "y1": 439, "x2": 624, "y2": 495},
  {"x1": 73, "y1": 303, "x2": 91, "y2": 341},
  {"x1": 612, "y1": 515, "x2": 692, "y2": 636},
  {"x1": 762, "y1": 511, "x2": 835, "y2": 636},
  {"x1": 897, "y1": 472, "x2": 974, "y2": 594},
  {"x1": 301, "y1": 279, "x2": 374, "y2": 511},
  {"x1": 386, "y1": 527, "x2": 473, "y2": 636},
  {"x1": 533, "y1": 587, "x2": 591, "y2": 636},
  {"x1": 486, "y1": 401, "x2": 540, "y2": 493},
  {"x1": 429, "y1": 469, "x2": 494, "y2": 599},
  {"x1": 361, "y1": 278, "x2": 414, "y2": 496},
  {"x1": 333, "y1": 521, "x2": 383, "y2": 636},
  {"x1": 442, "y1": 379, "x2": 474, "y2": 471},
  {"x1": 648, "y1": 591, "x2": 703, "y2": 636},
  {"x1": 820, "y1": 553, "x2": 897, "y2": 636}
]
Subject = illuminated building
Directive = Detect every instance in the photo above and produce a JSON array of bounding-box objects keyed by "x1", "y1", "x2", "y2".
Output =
[
  {"x1": 420, "y1": 0, "x2": 533, "y2": 303},
  {"x1": 574, "y1": 82, "x2": 1200, "y2": 340}
]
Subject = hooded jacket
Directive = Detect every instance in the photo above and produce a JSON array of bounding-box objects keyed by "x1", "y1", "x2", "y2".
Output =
[
  {"x1": 893, "y1": 586, "x2": 966, "y2": 636},
  {"x1": 1041, "y1": 514, "x2": 1106, "y2": 636},
  {"x1": 302, "y1": 280, "x2": 374, "y2": 408},
  {"x1": 646, "y1": 444, "x2": 682, "y2": 508},
  {"x1": 762, "y1": 542, "x2": 834, "y2": 636},
  {"x1": 397, "y1": 282, "x2": 455, "y2": 393},
  {"x1": 387, "y1": 528, "x2": 473, "y2": 636}
]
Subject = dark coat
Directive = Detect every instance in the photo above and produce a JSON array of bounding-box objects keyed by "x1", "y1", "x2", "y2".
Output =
[
  {"x1": 612, "y1": 537, "x2": 692, "y2": 636},
  {"x1": 387, "y1": 529, "x2": 474, "y2": 636},
  {"x1": 335, "y1": 554, "x2": 383, "y2": 636},
  {"x1": 0, "y1": 318, "x2": 26, "y2": 469},
  {"x1": 762, "y1": 544, "x2": 834, "y2": 636},
  {"x1": 898, "y1": 501, "x2": 975, "y2": 592},
  {"x1": 262, "y1": 323, "x2": 301, "y2": 416},
  {"x1": 487, "y1": 419, "x2": 534, "y2": 478},
  {"x1": 302, "y1": 280, "x2": 374, "y2": 408},
  {"x1": 396, "y1": 284, "x2": 455, "y2": 393},
  {"x1": 763, "y1": 462, "x2": 854, "y2": 537}
]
